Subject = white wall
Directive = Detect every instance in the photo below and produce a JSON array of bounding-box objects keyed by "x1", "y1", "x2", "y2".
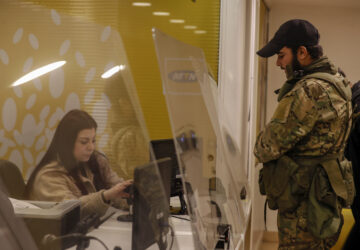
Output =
[{"x1": 264, "y1": 3, "x2": 360, "y2": 231}]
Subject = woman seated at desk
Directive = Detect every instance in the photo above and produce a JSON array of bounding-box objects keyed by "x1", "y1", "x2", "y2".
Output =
[{"x1": 25, "y1": 109, "x2": 132, "y2": 218}]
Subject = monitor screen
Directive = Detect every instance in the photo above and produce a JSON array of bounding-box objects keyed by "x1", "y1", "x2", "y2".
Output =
[
  {"x1": 131, "y1": 158, "x2": 172, "y2": 250},
  {"x1": 150, "y1": 139, "x2": 179, "y2": 176},
  {"x1": 150, "y1": 139, "x2": 181, "y2": 195},
  {"x1": 150, "y1": 139, "x2": 187, "y2": 214}
]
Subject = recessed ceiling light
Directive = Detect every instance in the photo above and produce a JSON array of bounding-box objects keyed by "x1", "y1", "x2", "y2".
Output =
[
  {"x1": 152, "y1": 11, "x2": 170, "y2": 16},
  {"x1": 170, "y1": 19, "x2": 185, "y2": 24},
  {"x1": 184, "y1": 25, "x2": 197, "y2": 29},
  {"x1": 194, "y1": 30, "x2": 207, "y2": 34},
  {"x1": 132, "y1": 2, "x2": 151, "y2": 7}
]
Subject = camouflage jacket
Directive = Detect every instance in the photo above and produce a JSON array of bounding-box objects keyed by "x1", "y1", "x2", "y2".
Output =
[{"x1": 254, "y1": 57, "x2": 352, "y2": 163}]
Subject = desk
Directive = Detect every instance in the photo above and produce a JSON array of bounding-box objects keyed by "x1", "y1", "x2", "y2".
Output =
[{"x1": 73, "y1": 208, "x2": 195, "y2": 250}]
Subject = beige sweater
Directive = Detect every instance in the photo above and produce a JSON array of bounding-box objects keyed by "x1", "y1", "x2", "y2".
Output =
[{"x1": 28, "y1": 153, "x2": 125, "y2": 218}]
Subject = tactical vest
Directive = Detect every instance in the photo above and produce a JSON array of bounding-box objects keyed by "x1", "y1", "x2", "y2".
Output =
[{"x1": 259, "y1": 72, "x2": 355, "y2": 239}]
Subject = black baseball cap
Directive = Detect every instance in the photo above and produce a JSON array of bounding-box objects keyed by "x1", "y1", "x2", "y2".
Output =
[{"x1": 257, "y1": 19, "x2": 320, "y2": 58}]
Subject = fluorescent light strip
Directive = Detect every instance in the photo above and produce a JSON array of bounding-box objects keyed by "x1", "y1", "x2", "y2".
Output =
[
  {"x1": 184, "y1": 25, "x2": 197, "y2": 29},
  {"x1": 152, "y1": 11, "x2": 170, "y2": 16},
  {"x1": 12, "y1": 61, "x2": 66, "y2": 87},
  {"x1": 132, "y1": 2, "x2": 151, "y2": 7},
  {"x1": 101, "y1": 65, "x2": 125, "y2": 79},
  {"x1": 170, "y1": 19, "x2": 185, "y2": 24},
  {"x1": 194, "y1": 30, "x2": 207, "y2": 34}
]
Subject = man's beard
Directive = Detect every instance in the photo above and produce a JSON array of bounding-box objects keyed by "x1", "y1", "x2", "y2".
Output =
[
  {"x1": 285, "y1": 55, "x2": 303, "y2": 80},
  {"x1": 292, "y1": 56, "x2": 302, "y2": 72}
]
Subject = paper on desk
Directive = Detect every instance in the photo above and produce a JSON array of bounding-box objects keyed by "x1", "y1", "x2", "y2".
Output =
[{"x1": 9, "y1": 198, "x2": 41, "y2": 209}]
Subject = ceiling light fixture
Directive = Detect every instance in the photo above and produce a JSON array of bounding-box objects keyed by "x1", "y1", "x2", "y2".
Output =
[
  {"x1": 152, "y1": 11, "x2": 170, "y2": 16},
  {"x1": 132, "y1": 2, "x2": 151, "y2": 7},
  {"x1": 194, "y1": 30, "x2": 207, "y2": 34},
  {"x1": 170, "y1": 19, "x2": 185, "y2": 24},
  {"x1": 12, "y1": 60, "x2": 66, "y2": 87},
  {"x1": 184, "y1": 25, "x2": 197, "y2": 29}
]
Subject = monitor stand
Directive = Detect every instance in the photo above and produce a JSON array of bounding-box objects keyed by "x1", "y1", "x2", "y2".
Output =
[
  {"x1": 178, "y1": 192, "x2": 187, "y2": 214},
  {"x1": 170, "y1": 177, "x2": 187, "y2": 215},
  {"x1": 170, "y1": 191, "x2": 187, "y2": 215},
  {"x1": 117, "y1": 205, "x2": 133, "y2": 222},
  {"x1": 117, "y1": 213, "x2": 132, "y2": 222}
]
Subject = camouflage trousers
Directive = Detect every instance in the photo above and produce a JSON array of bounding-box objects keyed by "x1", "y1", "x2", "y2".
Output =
[{"x1": 277, "y1": 200, "x2": 343, "y2": 250}]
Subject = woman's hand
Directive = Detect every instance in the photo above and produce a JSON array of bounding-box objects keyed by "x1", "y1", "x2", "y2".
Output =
[{"x1": 103, "y1": 179, "x2": 133, "y2": 202}]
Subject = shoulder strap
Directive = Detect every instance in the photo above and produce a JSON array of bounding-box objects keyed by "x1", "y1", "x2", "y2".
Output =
[
  {"x1": 303, "y1": 72, "x2": 352, "y2": 155},
  {"x1": 303, "y1": 72, "x2": 351, "y2": 101}
]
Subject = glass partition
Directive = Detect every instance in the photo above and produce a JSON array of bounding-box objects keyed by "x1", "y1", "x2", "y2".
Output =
[
  {"x1": 153, "y1": 28, "x2": 251, "y2": 250},
  {"x1": 0, "y1": 1, "x2": 178, "y2": 249}
]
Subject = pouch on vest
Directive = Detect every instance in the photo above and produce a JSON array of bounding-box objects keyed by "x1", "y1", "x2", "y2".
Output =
[
  {"x1": 258, "y1": 161, "x2": 278, "y2": 210},
  {"x1": 308, "y1": 166, "x2": 341, "y2": 239},
  {"x1": 339, "y1": 158, "x2": 355, "y2": 206},
  {"x1": 321, "y1": 158, "x2": 355, "y2": 207},
  {"x1": 258, "y1": 155, "x2": 302, "y2": 212},
  {"x1": 308, "y1": 158, "x2": 355, "y2": 239}
]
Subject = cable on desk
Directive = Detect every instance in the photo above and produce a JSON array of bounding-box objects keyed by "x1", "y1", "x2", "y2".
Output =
[
  {"x1": 95, "y1": 211, "x2": 116, "y2": 228},
  {"x1": 171, "y1": 215, "x2": 190, "y2": 221},
  {"x1": 161, "y1": 224, "x2": 175, "y2": 250},
  {"x1": 86, "y1": 235, "x2": 109, "y2": 250},
  {"x1": 168, "y1": 224, "x2": 175, "y2": 250},
  {"x1": 42, "y1": 233, "x2": 110, "y2": 250}
]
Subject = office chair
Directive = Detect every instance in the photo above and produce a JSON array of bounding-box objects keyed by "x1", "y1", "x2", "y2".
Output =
[{"x1": 0, "y1": 160, "x2": 26, "y2": 199}]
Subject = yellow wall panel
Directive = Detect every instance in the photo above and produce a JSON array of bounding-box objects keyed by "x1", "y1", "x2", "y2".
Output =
[
  {"x1": 0, "y1": 0, "x2": 219, "y2": 177},
  {"x1": 24, "y1": 0, "x2": 220, "y2": 140}
]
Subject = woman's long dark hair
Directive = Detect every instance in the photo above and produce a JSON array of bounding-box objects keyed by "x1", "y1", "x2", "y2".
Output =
[{"x1": 25, "y1": 109, "x2": 107, "y2": 197}]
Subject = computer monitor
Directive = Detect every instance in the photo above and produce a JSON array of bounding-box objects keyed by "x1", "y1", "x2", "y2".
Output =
[
  {"x1": 131, "y1": 158, "x2": 172, "y2": 250},
  {"x1": 150, "y1": 139, "x2": 179, "y2": 175},
  {"x1": 150, "y1": 139, "x2": 186, "y2": 214}
]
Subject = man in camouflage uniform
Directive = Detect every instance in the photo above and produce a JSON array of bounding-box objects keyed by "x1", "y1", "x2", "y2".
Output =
[{"x1": 254, "y1": 19, "x2": 353, "y2": 249}]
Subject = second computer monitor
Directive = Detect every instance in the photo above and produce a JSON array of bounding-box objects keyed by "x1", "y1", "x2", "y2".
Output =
[{"x1": 150, "y1": 139, "x2": 180, "y2": 192}]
